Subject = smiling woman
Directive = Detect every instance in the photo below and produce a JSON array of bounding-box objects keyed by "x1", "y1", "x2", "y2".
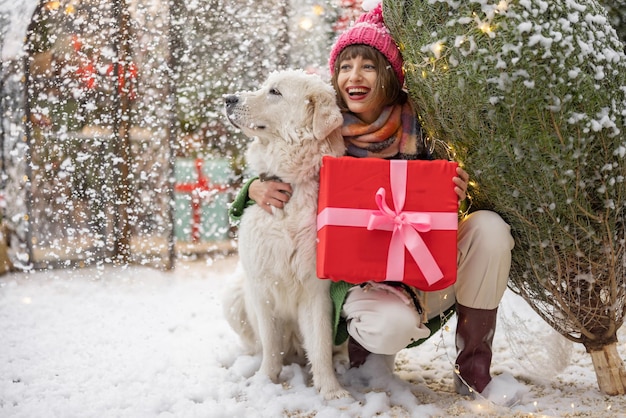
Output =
[{"x1": 330, "y1": 44, "x2": 427, "y2": 160}]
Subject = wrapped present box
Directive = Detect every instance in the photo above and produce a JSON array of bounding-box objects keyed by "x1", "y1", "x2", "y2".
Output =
[
  {"x1": 317, "y1": 156, "x2": 458, "y2": 291},
  {"x1": 174, "y1": 158, "x2": 232, "y2": 243}
]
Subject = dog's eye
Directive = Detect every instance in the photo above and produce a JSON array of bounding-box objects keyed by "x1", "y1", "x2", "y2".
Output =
[{"x1": 269, "y1": 88, "x2": 282, "y2": 96}]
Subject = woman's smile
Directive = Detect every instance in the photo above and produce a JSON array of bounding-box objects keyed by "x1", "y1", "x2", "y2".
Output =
[{"x1": 346, "y1": 86, "x2": 370, "y2": 100}]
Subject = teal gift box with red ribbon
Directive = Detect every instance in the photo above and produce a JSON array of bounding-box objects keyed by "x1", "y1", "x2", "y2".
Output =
[{"x1": 316, "y1": 156, "x2": 458, "y2": 291}]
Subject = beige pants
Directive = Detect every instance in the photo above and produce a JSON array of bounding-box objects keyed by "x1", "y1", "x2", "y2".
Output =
[{"x1": 343, "y1": 210, "x2": 514, "y2": 353}]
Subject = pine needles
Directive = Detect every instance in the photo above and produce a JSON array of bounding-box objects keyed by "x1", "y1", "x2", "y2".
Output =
[{"x1": 384, "y1": 0, "x2": 626, "y2": 393}]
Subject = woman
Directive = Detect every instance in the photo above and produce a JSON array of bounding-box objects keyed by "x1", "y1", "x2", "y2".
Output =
[{"x1": 229, "y1": 4, "x2": 515, "y2": 400}]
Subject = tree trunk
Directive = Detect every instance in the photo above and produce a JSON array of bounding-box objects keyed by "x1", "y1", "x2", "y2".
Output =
[
  {"x1": 111, "y1": 0, "x2": 133, "y2": 264},
  {"x1": 588, "y1": 343, "x2": 626, "y2": 395},
  {"x1": 0, "y1": 223, "x2": 11, "y2": 275},
  {"x1": 165, "y1": 0, "x2": 185, "y2": 271}
]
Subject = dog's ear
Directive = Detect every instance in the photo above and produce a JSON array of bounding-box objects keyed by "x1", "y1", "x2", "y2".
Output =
[{"x1": 311, "y1": 92, "x2": 343, "y2": 140}]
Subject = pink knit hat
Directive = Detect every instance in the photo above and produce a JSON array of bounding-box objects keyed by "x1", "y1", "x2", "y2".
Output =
[{"x1": 328, "y1": 3, "x2": 404, "y2": 85}]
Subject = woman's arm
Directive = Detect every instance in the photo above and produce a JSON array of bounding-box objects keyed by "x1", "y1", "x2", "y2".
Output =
[
  {"x1": 228, "y1": 176, "x2": 259, "y2": 223},
  {"x1": 248, "y1": 178, "x2": 293, "y2": 213},
  {"x1": 228, "y1": 177, "x2": 294, "y2": 223}
]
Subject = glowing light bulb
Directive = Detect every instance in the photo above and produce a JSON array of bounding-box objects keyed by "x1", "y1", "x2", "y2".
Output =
[
  {"x1": 479, "y1": 23, "x2": 492, "y2": 34},
  {"x1": 45, "y1": 1, "x2": 61, "y2": 11},
  {"x1": 299, "y1": 17, "x2": 313, "y2": 31},
  {"x1": 432, "y1": 41, "x2": 444, "y2": 59},
  {"x1": 312, "y1": 4, "x2": 324, "y2": 16}
]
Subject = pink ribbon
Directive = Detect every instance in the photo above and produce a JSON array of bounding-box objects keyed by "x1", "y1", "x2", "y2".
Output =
[{"x1": 317, "y1": 160, "x2": 457, "y2": 285}]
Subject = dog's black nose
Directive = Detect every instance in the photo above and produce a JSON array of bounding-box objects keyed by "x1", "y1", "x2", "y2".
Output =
[{"x1": 224, "y1": 95, "x2": 239, "y2": 108}]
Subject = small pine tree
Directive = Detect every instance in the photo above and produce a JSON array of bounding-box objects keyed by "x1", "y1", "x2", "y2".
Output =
[{"x1": 384, "y1": 0, "x2": 626, "y2": 395}]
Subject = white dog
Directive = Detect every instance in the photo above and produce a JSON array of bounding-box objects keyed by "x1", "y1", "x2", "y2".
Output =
[{"x1": 222, "y1": 70, "x2": 349, "y2": 400}]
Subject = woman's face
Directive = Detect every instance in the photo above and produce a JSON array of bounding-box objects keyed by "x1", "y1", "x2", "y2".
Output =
[{"x1": 336, "y1": 55, "x2": 385, "y2": 124}]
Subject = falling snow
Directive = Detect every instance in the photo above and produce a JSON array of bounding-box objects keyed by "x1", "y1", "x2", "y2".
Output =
[{"x1": 1, "y1": 0, "x2": 626, "y2": 416}]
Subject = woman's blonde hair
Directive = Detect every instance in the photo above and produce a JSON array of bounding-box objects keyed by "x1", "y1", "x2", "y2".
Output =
[{"x1": 331, "y1": 44, "x2": 405, "y2": 112}]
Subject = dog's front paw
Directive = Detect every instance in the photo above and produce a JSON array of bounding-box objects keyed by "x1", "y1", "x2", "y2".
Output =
[
  {"x1": 320, "y1": 385, "x2": 352, "y2": 401},
  {"x1": 259, "y1": 361, "x2": 282, "y2": 383},
  {"x1": 316, "y1": 377, "x2": 352, "y2": 400}
]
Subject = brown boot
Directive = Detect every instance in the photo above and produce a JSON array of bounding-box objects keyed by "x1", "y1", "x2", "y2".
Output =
[
  {"x1": 348, "y1": 336, "x2": 370, "y2": 368},
  {"x1": 454, "y1": 303, "x2": 498, "y2": 395}
]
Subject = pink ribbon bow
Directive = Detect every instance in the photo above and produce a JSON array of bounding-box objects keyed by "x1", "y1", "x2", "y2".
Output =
[{"x1": 367, "y1": 161, "x2": 446, "y2": 283}]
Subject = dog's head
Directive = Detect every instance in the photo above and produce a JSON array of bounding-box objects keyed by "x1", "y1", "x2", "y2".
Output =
[{"x1": 224, "y1": 70, "x2": 344, "y2": 145}]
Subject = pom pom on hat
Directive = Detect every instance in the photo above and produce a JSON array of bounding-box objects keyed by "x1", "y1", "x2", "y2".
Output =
[
  {"x1": 328, "y1": 2, "x2": 404, "y2": 85},
  {"x1": 361, "y1": 0, "x2": 381, "y2": 12}
]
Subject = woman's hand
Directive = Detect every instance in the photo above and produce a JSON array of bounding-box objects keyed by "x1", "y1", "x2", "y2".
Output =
[
  {"x1": 249, "y1": 178, "x2": 293, "y2": 214},
  {"x1": 453, "y1": 166, "x2": 469, "y2": 204}
]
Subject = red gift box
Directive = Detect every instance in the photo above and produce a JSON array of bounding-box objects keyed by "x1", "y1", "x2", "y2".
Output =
[{"x1": 316, "y1": 156, "x2": 458, "y2": 291}]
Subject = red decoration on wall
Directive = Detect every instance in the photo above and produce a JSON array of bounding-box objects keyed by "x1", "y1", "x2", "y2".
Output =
[
  {"x1": 71, "y1": 34, "x2": 138, "y2": 98},
  {"x1": 106, "y1": 62, "x2": 138, "y2": 100},
  {"x1": 72, "y1": 34, "x2": 98, "y2": 90}
]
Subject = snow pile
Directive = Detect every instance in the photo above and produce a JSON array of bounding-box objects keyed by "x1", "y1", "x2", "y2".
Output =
[{"x1": 1, "y1": 254, "x2": 625, "y2": 417}]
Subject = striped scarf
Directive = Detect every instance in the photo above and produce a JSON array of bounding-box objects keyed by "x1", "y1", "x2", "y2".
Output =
[{"x1": 341, "y1": 101, "x2": 426, "y2": 160}]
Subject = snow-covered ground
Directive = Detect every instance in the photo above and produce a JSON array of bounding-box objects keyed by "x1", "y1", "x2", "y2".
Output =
[{"x1": 1, "y1": 253, "x2": 625, "y2": 418}]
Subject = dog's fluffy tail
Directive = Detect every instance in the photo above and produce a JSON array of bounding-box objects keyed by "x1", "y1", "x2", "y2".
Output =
[{"x1": 222, "y1": 263, "x2": 258, "y2": 354}]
